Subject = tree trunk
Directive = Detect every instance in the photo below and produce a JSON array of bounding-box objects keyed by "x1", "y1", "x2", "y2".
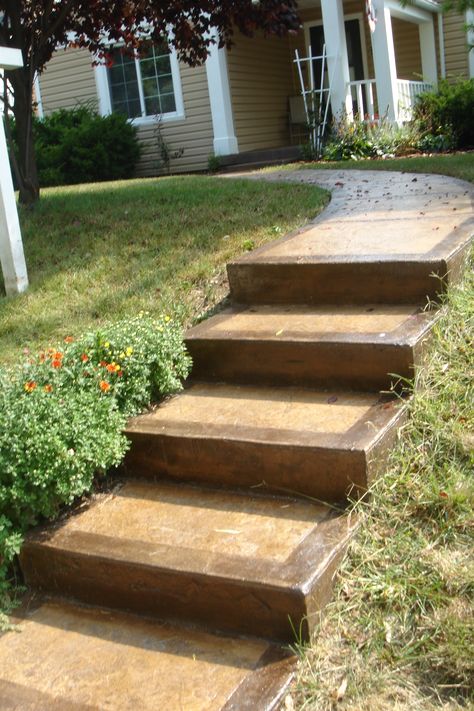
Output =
[{"x1": 5, "y1": 67, "x2": 40, "y2": 206}]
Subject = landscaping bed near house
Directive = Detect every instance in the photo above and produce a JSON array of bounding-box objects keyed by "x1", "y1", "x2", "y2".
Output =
[
  {"x1": 0, "y1": 175, "x2": 328, "y2": 364},
  {"x1": 288, "y1": 250, "x2": 474, "y2": 710}
]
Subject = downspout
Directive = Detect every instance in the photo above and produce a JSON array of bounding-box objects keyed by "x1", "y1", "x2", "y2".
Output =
[{"x1": 437, "y1": 12, "x2": 446, "y2": 78}]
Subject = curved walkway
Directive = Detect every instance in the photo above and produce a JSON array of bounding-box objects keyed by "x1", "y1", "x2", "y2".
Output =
[{"x1": 228, "y1": 167, "x2": 473, "y2": 264}]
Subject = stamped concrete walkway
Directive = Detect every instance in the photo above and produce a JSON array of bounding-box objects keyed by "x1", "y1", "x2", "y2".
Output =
[{"x1": 0, "y1": 170, "x2": 472, "y2": 711}]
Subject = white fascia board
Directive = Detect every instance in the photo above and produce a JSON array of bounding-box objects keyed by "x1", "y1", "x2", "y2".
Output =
[
  {"x1": 0, "y1": 47, "x2": 23, "y2": 70},
  {"x1": 386, "y1": 1, "x2": 431, "y2": 24}
]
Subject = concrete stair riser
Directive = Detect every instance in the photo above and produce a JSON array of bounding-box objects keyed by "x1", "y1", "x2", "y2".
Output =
[
  {"x1": 186, "y1": 340, "x2": 417, "y2": 390},
  {"x1": 227, "y1": 259, "x2": 455, "y2": 305}
]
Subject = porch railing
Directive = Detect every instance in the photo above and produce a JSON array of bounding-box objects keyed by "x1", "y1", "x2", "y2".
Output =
[
  {"x1": 349, "y1": 79, "x2": 377, "y2": 121},
  {"x1": 348, "y1": 78, "x2": 433, "y2": 123},
  {"x1": 397, "y1": 79, "x2": 433, "y2": 121}
]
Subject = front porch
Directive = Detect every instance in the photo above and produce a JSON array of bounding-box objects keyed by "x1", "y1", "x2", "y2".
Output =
[{"x1": 218, "y1": 0, "x2": 441, "y2": 158}]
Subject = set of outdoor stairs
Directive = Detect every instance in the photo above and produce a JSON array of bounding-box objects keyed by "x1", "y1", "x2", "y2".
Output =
[{"x1": 1, "y1": 170, "x2": 472, "y2": 710}]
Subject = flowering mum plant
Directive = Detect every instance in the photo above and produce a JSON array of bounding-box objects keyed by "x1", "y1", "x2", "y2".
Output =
[{"x1": 0, "y1": 313, "x2": 191, "y2": 607}]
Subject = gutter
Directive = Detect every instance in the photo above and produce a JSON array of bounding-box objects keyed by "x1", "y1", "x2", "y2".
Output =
[{"x1": 414, "y1": 0, "x2": 442, "y2": 12}]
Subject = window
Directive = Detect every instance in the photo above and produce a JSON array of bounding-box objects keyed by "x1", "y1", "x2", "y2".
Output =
[{"x1": 106, "y1": 44, "x2": 181, "y2": 121}]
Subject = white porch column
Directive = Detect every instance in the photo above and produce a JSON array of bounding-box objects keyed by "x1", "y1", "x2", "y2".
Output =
[
  {"x1": 371, "y1": 1, "x2": 399, "y2": 122},
  {"x1": 467, "y1": 10, "x2": 474, "y2": 79},
  {"x1": 0, "y1": 48, "x2": 29, "y2": 296},
  {"x1": 419, "y1": 18, "x2": 438, "y2": 85},
  {"x1": 205, "y1": 33, "x2": 238, "y2": 156},
  {"x1": 320, "y1": 0, "x2": 353, "y2": 120}
]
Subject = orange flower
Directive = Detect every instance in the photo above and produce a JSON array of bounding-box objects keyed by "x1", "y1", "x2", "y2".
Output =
[
  {"x1": 99, "y1": 380, "x2": 110, "y2": 392},
  {"x1": 44, "y1": 384, "x2": 53, "y2": 393},
  {"x1": 39, "y1": 352, "x2": 46, "y2": 363},
  {"x1": 80, "y1": 353, "x2": 89, "y2": 362},
  {"x1": 53, "y1": 351, "x2": 64, "y2": 360},
  {"x1": 51, "y1": 359, "x2": 62, "y2": 369},
  {"x1": 64, "y1": 336, "x2": 74, "y2": 343},
  {"x1": 24, "y1": 381, "x2": 37, "y2": 393},
  {"x1": 106, "y1": 363, "x2": 116, "y2": 373}
]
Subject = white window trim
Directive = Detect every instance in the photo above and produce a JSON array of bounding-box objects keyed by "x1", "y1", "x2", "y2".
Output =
[{"x1": 94, "y1": 45, "x2": 185, "y2": 125}]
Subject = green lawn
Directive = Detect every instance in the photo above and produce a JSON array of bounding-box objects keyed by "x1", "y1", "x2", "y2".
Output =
[
  {"x1": 0, "y1": 176, "x2": 328, "y2": 364},
  {"x1": 283, "y1": 151, "x2": 474, "y2": 184}
]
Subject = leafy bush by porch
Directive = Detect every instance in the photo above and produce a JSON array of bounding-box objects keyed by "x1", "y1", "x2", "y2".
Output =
[
  {"x1": 414, "y1": 79, "x2": 474, "y2": 150},
  {"x1": 0, "y1": 314, "x2": 191, "y2": 610},
  {"x1": 322, "y1": 117, "x2": 420, "y2": 161},
  {"x1": 30, "y1": 106, "x2": 141, "y2": 187}
]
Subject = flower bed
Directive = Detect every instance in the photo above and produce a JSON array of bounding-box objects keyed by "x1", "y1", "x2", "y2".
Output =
[{"x1": 0, "y1": 314, "x2": 191, "y2": 608}]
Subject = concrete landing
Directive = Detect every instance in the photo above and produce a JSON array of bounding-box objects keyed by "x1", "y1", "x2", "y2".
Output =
[
  {"x1": 227, "y1": 170, "x2": 473, "y2": 304},
  {"x1": 0, "y1": 599, "x2": 294, "y2": 710},
  {"x1": 21, "y1": 481, "x2": 356, "y2": 641},
  {"x1": 186, "y1": 303, "x2": 439, "y2": 388}
]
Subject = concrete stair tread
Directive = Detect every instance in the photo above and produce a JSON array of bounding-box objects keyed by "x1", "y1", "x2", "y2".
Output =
[
  {"x1": 0, "y1": 598, "x2": 295, "y2": 711},
  {"x1": 125, "y1": 382, "x2": 404, "y2": 449},
  {"x1": 186, "y1": 303, "x2": 437, "y2": 344},
  {"x1": 21, "y1": 481, "x2": 356, "y2": 641},
  {"x1": 23, "y1": 480, "x2": 352, "y2": 587}
]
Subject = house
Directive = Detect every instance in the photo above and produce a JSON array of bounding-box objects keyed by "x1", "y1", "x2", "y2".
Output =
[{"x1": 35, "y1": 0, "x2": 473, "y2": 176}]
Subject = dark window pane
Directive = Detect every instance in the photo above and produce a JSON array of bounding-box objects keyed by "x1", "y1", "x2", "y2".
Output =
[
  {"x1": 142, "y1": 77, "x2": 159, "y2": 98},
  {"x1": 160, "y1": 93, "x2": 176, "y2": 114},
  {"x1": 144, "y1": 96, "x2": 161, "y2": 115},
  {"x1": 158, "y1": 74, "x2": 174, "y2": 94}
]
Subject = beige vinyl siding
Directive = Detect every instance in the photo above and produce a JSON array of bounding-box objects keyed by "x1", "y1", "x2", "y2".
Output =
[
  {"x1": 134, "y1": 63, "x2": 214, "y2": 176},
  {"x1": 443, "y1": 11, "x2": 469, "y2": 79},
  {"x1": 392, "y1": 18, "x2": 423, "y2": 80},
  {"x1": 39, "y1": 48, "x2": 213, "y2": 175},
  {"x1": 39, "y1": 47, "x2": 98, "y2": 113},
  {"x1": 226, "y1": 34, "x2": 295, "y2": 152}
]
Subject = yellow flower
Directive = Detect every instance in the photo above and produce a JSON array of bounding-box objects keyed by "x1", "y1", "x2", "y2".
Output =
[
  {"x1": 104, "y1": 341, "x2": 110, "y2": 349},
  {"x1": 119, "y1": 352, "x2": 125, "y2": 360},
  {"x1": 164, "y1": 315, "x2": 171, "y2": 323},
  {"x1": 126, "y1": 346, "x2": 133, "y2": 357}
]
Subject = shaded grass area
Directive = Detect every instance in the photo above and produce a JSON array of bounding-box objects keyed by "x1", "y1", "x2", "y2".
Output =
[
  {"x1": 0, "y1": 175, "x2": 328, "y2": 364},
  {"x1": 280, "y1": 152, "x2": 474, "y2": 184},
  {"x1": 291, "y1": 252, "x2": 474, "y2": 710}
]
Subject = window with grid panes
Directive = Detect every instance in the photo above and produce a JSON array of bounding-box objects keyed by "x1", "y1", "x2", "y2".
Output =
[{"x1": 107, "y1": 44, "x2": 177, "y2": 119}]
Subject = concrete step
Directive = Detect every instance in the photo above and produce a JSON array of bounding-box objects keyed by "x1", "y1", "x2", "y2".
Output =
[
  {"x1": 186, "y1": 304, "x2": 439, "y2": 389},
  {"x1": 123, "y1": 383, "x2": 406, "y2": 501},
  {"x1": 20, "y1": 480, "x2": 356, "y2": 643},
  {"x1": 227, "y1": 211, "x2": 472, "y2": 304},
  {"x1": 0, "y1": 597, "x2": 295, "y2": 710}
]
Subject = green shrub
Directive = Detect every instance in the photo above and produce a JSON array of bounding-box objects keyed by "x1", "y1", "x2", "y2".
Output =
[
  {"x1": 414, "y1": 79, "x2": 474, "y2": 149},
  {"x1": 323, "y1": 117, "x2": 420, "y2": 161},
  {"x1": 0, "y1": 313, "x2": 191, "y2": 604},
  {"x1": 33, "y1": 105, "x2": 141, "y2": 186}
]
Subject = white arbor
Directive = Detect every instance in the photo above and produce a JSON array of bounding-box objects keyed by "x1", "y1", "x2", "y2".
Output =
[{"x1": 0, "y1": 47, "x2": 28, "y2": 296}]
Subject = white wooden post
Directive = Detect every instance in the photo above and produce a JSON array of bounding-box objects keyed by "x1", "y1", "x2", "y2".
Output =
[
  {"x1": 371, "y1": 0, "x2": 399, "y2": 123},
  {"x1": 205, "y1": 31, "x2": 238, "y2": 156},
  {"x1": 419, "y1": 18, "x2": 438, "y2": 85},
  {"x1": 0, "y1": 47, "x2": 28, "y2": 296},
  {"x1": 466, "y1": 9, "x2": 474, "y2": 79},
  {"x1": 320, "y1": 0, "x2": 353, "y2": 120}
]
